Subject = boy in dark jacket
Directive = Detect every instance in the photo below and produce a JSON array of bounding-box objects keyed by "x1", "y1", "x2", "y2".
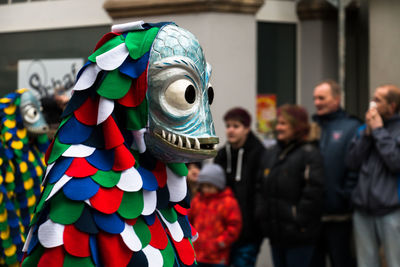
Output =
[
  {"x1": 189, "y1": 163, "x2": 242, "y2": 267},
  {"x1": 214, "y1": 107, "x2": 266, "y2": 267}
]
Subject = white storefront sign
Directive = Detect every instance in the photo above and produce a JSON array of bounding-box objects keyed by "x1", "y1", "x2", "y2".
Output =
[{"x1": 18, "y1": 58, "x2": 84, "y2": 98}]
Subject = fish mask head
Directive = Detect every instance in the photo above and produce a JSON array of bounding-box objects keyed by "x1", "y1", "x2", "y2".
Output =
[
  {"x1": 19, "y1": 89, "x2": 49, "y2": 135},
  {"x1": 145, "y1": 24, "x2": 218, "y2": 162}
]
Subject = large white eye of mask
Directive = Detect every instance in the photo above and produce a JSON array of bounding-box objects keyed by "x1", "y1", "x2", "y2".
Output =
[
  {"x1": 165, "y1": 79, "x2": 196, "y2": 111},
  {"x1": 24, "y1": 105, "x2": 40, "y2": 124}
]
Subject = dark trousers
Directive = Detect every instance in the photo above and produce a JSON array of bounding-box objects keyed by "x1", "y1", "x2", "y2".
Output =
[
  {"x1": 310, "y1": 221, "x2": 356, "y2": 267},
  {"x1": 230, "y1": 242, "x2": 261, "y2": 267},
  {"x1": 271, "y1": 245, "x2": 314, "y2": 267}
]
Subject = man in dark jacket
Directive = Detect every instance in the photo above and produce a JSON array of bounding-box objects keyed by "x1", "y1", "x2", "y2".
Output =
[
  {"x1": 214, "y1": 107, "x2": 266, "y2": 267},
  {"x1": 346, "y1": 84, "x2": 400, "y2": 267},
  {"x1": 310, "y1": 80, "x2": 360, "y2": 267}
]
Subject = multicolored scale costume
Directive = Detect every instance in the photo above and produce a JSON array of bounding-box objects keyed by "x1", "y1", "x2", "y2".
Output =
[
  {"x1": 0, "y1": 88, "x2": 49, "y2": 266},
  {"x1": 22, "y1": 21, "x2": 218, "y2": 267}
]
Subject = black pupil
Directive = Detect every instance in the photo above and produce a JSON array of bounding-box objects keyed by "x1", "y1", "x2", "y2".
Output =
[
  {"x1": 185, "y1": 85, "x2": 196, "y2": 104},
  {"x1": 208, "y1": 87, "x2": 214, "y2": 105}
]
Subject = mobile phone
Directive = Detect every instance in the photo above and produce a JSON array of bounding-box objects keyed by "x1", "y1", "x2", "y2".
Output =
[{"x1": 369, "y1": 101, "x2": 377, "y2": 109}]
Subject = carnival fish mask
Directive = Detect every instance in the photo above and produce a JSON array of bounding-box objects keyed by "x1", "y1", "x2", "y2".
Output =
[
  {"x1": 19, "y1": 89, "x2": 49, "y2": 134},
  {"x1": 21, "y1": 21, "x2": 218, "y2": 267},
  {"x1": 146, "y1": 24, "x2": 218, "y2": 162}
]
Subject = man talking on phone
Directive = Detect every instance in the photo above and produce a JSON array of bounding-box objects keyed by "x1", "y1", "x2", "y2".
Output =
[{"x1": 346, "y1": 84, "x2": 400, "y2": 267}]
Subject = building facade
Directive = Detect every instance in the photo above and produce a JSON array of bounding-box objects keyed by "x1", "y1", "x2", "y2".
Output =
[{"x1": 0, "y1": 0, "x2": 399, "y2": 142}]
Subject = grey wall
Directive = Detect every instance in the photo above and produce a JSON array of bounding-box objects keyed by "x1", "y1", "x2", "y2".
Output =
[
  {"x1": 369, "y1": 0, "x2": 400, "y2": 94},
  {"x1": 299, "y1": 19, "x2": 338, "y2": 114}
]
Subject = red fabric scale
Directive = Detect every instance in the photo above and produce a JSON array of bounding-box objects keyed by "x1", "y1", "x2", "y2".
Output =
[
  {"x1": 45, "y1": 139, "x2": 55, "y2": 164},
  {"x1": 102, "y1": 116, "x2": 124, "y2": 149},
  {"x1": 151, "y1": 161, "x2": 167, "y2": 188},
  {"x1": 97, "y1": 231, "x2": 133, "y2": 267},
  {"x1": 174, "y1": 204, "x2": 188, "y2": 216},
  {"x1": 74, "y1": 96, "x2": 100, "y2": 126},
  {"x1": 117, "y1": 67, "x2": 148, "y2": 107},
  {"x1": 65, "y1": 158, "x2": 98, "y2": 178},
  {"x1": 172, "y1": 237, "x2": 195, "y2": 266},
  {"x1": 125, "y1": 218, "x2": 138, "y2": 226},
  {"x1": 90, "y1": 186, "x2": 124, "y2": 214},
  {"x1": 148, "y1": 216, "x2": 168, "y2": 249},
  {"x1": 191, "y1": 225, "x2": 198, "y2": 239},
  {"x1": 112, "y1": 144, "x2": 135, "y2": 171},
  {"x1": 93, "y1": 32, "x2": 121, "y2": 52},
  {"x1": 63, "y1": 224, "x2": 91, "y2": 257},
  {"x1": 37, "y1": 246, "x2": 65, "y2": 267}
]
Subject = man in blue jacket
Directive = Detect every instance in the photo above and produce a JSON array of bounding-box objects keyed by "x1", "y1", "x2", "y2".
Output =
[
  {"x1": 346, "y1": 84, "x2": 400, "y2": 267},
  {"x1": 310, "y1": 80, "x2": 360, "y2": 267}
]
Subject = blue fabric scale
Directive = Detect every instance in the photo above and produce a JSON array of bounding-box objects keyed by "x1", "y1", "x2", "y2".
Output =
[
  {"x1": 58, "y1": 116, "x2": 93, "y2": 144},
  {"x1": 156, "y1": 186, "x2": 170, "y2": 210},
  {"x1": 63, "y1": 177, "x2": 100, "y2": 201},
  {"x1": 93, "y1": 211, "x2": 124, "y2": 234},
  {"x1": 119, "y1": 52, "x2": 150, "y2": 79},
  {"x1": 143, "y1": 213, "x2": 156, "y2": 226},
  {"x1": 47, "y1": 157, "x2": 74, "y2": 184},
  {"x1": 137, "y1": 167, "x2": 158, "y2": 191},
  {"x1": 177, "y1": 215, "x2": 192, "y2": 238},
  {"x1": 128, "y1": 250, "x2": 148, "y2": 267},
  {"x1": 75, "y1": 207, "x2": 99, "y2": 235},
  {"x1": 86, "y1": 149, "x2": 114, "y2": 171}
]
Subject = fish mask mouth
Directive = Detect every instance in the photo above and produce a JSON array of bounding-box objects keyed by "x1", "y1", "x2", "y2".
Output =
[
  {"x1": 25, "y1": 125, "x2": 49, "y2": 135},
  {"x1": 154, "y1": 128, "x2": 218, "y2": 152},
  {"x1": 145, "y1": 127, "x2": 219, "y2": 163}
]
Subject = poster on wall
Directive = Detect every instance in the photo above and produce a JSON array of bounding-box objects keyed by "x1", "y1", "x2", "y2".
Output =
[
  {"x1": 18, "y1": 58, "x2": 84, "y2": 98},
  {"x1": 256, "y1": 94, "x2": 277, "y2": 135}
]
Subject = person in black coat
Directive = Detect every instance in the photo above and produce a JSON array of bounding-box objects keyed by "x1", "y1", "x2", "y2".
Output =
[{"x1": 255, "y1": 104, "x2": 324, "y2": 267}]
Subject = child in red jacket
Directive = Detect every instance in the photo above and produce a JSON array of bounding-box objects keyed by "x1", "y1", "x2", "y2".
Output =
[{"x1": 189, "y1": 163, "x2": 242, "y2": 267}]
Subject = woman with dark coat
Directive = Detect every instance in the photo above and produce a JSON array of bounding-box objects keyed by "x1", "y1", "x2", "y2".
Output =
[{"x1": 255, "y1": 104, "x2": 324, "y2": 267}]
